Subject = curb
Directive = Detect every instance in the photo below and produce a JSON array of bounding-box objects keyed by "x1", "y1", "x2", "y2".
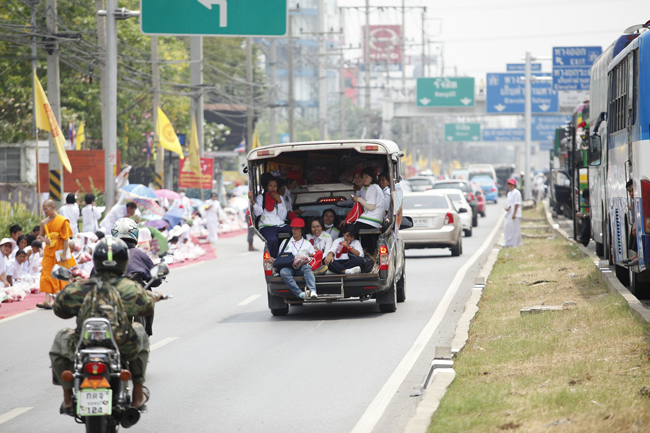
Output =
[{"x1": 544, "y1": 200, "x2": 650, "y2": 325}]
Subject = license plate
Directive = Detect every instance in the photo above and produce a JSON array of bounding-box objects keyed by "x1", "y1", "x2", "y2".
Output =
[
  {"x1": 78, "y1": 389, "x2": 112, "y2": 416},
  {"x1": 413, "y1": 218, "x2": 429, "y2": 227}
]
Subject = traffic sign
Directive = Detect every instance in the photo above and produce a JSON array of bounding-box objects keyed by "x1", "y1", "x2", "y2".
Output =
[
  {"x1": 417, "y1": 77, "x2": 475, "y2": 107},
  {"x1": 482, "y1": 128, "x2": 525, "y2": 142},
  {"x1": 506, "y1": 63, "x2": 542, "y2": 72},
  {"x1": 531, "y1": 115, "x2": 571, "y2": 141},
  {"x1": 445, "y1": 123, "x2": 481, "y2": 142},
  {"x1": 486, "y1": 72, "x2": 558, "y2": 114},
  {"x1": 552, "y1": 46, "x2": 602, "y2": 91},
  {"x1": 279, "y1": 133, "x2": 290, "y2": 143},
  {"x1": 141, "y1": 0, "x2": 288, "y2": 37}
]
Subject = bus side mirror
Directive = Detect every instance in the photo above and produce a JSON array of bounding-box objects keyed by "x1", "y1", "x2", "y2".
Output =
[{"x1": 588, "y1": 134, "x2": 602, "y2": 166}]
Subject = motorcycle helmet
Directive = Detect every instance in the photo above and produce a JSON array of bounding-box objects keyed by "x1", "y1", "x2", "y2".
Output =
[
  {"x1": 93, "y1": 237, "x2": 130, "y2": 275},
  {"x1": 111, "y1": 217, "x2": 139, "y2": 243}
]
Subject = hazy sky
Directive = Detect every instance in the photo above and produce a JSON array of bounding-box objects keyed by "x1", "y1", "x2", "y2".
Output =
[{"x1": 341, "y1": 0, "x2": 649, "y2": 80}]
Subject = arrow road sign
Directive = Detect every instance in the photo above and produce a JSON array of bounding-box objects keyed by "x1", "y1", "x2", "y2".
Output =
[
  {"x1": 552, "y1": 46, "x2": 602, "y2": 91},
  {"x1": 531, "y1": 115, "x2": 571, "y2": 141},
  {"x1": 486, "y1": 72, "x2": 558, "y2": 114},
  {"x1": 445, "y1": 123, "x2": 481, "y2": 142},
  {"x1": 141, "y1": 0, "x2": 288, "y2": 37},
  {"x1": 417, "y1": 77, "x2": 475, "y2": 107},
  {"x1": 482, "y1": 128, "x2": 525, "y2": 142}
]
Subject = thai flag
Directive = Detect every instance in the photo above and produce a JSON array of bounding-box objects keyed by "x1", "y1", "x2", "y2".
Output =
[
  {"x1": 235, "y1": 139, "x2": 246, "y2": 153},
  {"x1": 68, "y1": 120, "x2": 76, "y2": 150}
]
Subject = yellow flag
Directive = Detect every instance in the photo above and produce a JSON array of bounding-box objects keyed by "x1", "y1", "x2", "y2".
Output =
[
  {"x1": 252, "y1": 129, "x2": 261, "y2": 149},
  {"x1": 34, "y1": 70, "x2": 72, "y2": 173},
  {"x1": 156, "y1": 107, "x2": 184, "y2": 159},
  {"x1": 76, "y1": 121, "x2": 85, "y2": 150},
  {"x1": 189, "y1": 117, "x2": 201, "y2": 176}
]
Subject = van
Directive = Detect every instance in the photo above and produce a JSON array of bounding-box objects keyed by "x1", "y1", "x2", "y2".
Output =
[{"x1": 246, "y1": 140, "x2": 413, "y2": 316}]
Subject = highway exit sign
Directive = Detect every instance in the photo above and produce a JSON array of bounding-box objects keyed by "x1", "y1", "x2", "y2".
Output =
[
  {"x1": 141, "y1": 0, "x2": 287, "y2": 37},
  {"x1": 417, "y1": 77, "x2": 475, "y2": 107},
  {"x1": 445, "y1": 123, "x2": 481, "y2": 142}
]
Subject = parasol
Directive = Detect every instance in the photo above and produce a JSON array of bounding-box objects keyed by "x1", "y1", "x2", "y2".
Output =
[
  {"x1": 144, "y1": 219, "x2": 170, "y2": 231},
  {"x1": 132, "y1": 197, "x2": 165, "y2": 216},
  {"x1": 121, "y1": 184, "x2": 158, "y2": 200},
  {"x1": 155, "y1": 189, "x2": 182, "y2": 200},
  {"x1": 164, "y1": 208, "x2": 185, "y2": 228}
]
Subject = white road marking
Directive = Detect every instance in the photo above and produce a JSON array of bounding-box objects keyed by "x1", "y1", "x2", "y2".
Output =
[
  {"x1": 0, "y1": 407, "x2": 32, "y2": 425},
  {"x1": 351, "y1": 212, "x2": 506, "y2": 433},
  {"x1": 150, "y1": 337, "x2": 179, "y2": 352},
  {"x1": 0, "y1": 309, "x2": 38, "y2": 324},
  {"x1": 238, "y1": 294, "x2": 262, "y2": 306}
]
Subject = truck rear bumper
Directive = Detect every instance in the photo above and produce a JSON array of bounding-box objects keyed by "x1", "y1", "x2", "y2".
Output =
[{"x1": 267, "y1": 272, "x2": 389, "y2": 299}]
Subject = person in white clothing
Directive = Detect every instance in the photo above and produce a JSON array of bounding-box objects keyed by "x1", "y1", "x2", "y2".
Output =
[
  {"x1": 6, "y1": 249, "x2": 29, "y2": 286},
  {"x1": 248, "y1": 174, "x2": 292, "y2": 258},
  {"x1": 278, "y1": 218, "x2": 317, "y2": 300},
  {"x1": 58, "y1": 194, "x2": 80, "y2": 235},
  {"x1": 81, "y1": 193, "x2": 102, "y2": 233},
  {"x1": 354, "y1": 167, "x2": 387, "y2": 230},
  {"x1": 322, "y1": 209, "x2": 341, "y2": 240},
  {"x1": 100, "y1": 202, "x2": 137, "y2": 233},
  {"x1": 323, "y1": 224, "x2": 364, "y2": 275},
  {"x1": 306, "y1": 218, "x2": 333, "y2": 253},
  {"x1": 178, "y1": 189, "x2": 193, "y2": 220},
  {"x1": 204, "y1": 192, "x2": 225, "y2": 244},
  {"x1": 504, "y1": 178, "x2": 523, "y2": 247},
  {"x1": 378, "y1": 172, "x2": 392, "y2": 216}
]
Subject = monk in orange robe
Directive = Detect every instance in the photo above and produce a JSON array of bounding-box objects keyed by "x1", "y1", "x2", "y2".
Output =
[{"x1": 37, "y1": 199, "x2": 77, "y2": 309}]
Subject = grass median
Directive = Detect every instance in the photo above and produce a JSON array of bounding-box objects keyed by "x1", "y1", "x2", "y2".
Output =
[{"x1": 429, "y1": 208, "x2": 650, "y2": 432}]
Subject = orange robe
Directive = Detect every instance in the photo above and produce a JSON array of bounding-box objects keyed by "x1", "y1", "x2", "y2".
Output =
[{"x1": 40, "y1": 214, "x2": 77, "y2": 294}]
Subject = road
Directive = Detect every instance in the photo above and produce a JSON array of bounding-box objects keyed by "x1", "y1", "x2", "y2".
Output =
[{"x1": 0, "y1": 200, "x2": 504, "y2": 433}]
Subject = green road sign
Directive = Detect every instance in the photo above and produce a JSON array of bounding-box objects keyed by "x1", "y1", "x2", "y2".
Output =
[
  {"x1": 141, "y1": 0, "x2": 287, "y2": 37},
  {"x1": 417, "y1": 77, "x2": 475, "y2": 107},
  {"x1": 445, "y1": 123, "x2": 481, "y2": 142}
]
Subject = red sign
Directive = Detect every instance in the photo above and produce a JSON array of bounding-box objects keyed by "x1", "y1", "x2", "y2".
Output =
[
  {"x1": 38, "y1": 150, "x2": 121, "y2": 192},
  {"x1": 179, "y1": 157, "x2": 214, "y2": 189},
  {"x1": 363, "y1": 25, "x2": 402, "y2": 64}
]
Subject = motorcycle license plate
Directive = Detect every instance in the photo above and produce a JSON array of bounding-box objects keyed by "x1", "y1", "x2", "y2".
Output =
[{"x1": 77, "y1": 389, "x2": 112, "y2": 416}]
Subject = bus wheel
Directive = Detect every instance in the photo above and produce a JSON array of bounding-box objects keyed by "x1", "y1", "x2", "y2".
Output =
[
  {"x1": 630, "y1": 271, "x2": 650, "y2": 300},
  {"x1": 595, "y1": 241, "x2": 604, "y2": 258}
]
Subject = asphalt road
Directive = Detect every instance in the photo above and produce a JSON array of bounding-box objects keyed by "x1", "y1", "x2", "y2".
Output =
[{"x1": 0, "y1": 200, "x2": 505, "y2": 433}]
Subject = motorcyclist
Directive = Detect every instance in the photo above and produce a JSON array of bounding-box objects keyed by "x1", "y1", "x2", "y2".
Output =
[
  {"x1": 49, "y1": 237, "x2": 163, "y2": 415},
  {"x1": 111, "y1": 218, "x2": 161, "y2": 336}
]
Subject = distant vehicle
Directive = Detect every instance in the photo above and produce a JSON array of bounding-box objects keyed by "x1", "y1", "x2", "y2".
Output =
[
  {"x1": 472, "y1": 175, "x2": 499, "y2": 203},
  {"x1": 451, "y1": 168, "x2": 468, "y2": 180},
  {"x1": 401, "y1": 191, "x2": 464, "y2": 256},
  {"x1": 468, "y1": 164, "x2": 497, "y2": 185},
  {"x1": 401, "y1": 179, "x2": 414, "y2": 193},
  {"x1": 493, "y1": 164, "x2": 516, "y2": 196},
  {"x1": 471, "y1": 182, "x2": 487, "y2": 217},
  {"x1": 433, "y1": 188, "x2": 473, "y2": 237},
  {"x1": 429, "y1": 180, "x2": 478, "y2": 227},
  {"x1": 406, "y1": 176, "x2": 436, "y2": 192}
]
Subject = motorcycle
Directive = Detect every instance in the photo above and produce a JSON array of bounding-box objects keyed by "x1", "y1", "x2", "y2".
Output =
[{"x1": 52, "y1": 262, "x2": 171, "y2": 432}]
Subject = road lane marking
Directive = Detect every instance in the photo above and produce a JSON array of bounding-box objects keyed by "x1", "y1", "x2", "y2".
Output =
[
  {"x1": 238, "y1": 294, "x2": 262, "y2": 306},
  {"x1": 351, "y1": 212, "x2": 505, "y2": 433},
  {"x1": 0, "y1": 309, "x2": 38, "y2": 324},
  {"x1": 0, "y1": 407, "x2": 32, "y2": 425},
  {"x1": 150, "y1": 337, "x2": 179, "y2": 352}
]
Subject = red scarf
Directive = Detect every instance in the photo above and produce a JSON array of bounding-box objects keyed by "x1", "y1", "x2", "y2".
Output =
[{"x1": 264, "y1": 193, "x2": 277, "y2": 212}]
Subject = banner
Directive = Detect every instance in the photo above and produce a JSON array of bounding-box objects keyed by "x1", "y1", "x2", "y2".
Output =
[{"x1": 179, "y1": 157, "x2": 213, "y2": 189}]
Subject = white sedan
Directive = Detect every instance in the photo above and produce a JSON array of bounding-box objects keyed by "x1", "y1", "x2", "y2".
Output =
[{"x1": 431, "y1": 188, "x2": 474, "y2": 237}]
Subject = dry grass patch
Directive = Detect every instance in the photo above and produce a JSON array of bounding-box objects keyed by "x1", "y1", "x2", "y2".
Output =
[{"x1": 428, "y1": 209, "x2": 650, "y2": 432}]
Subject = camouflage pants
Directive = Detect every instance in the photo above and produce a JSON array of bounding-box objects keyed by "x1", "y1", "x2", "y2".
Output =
[{"x1": 49, "y1": 323, "x2": 150, "y2": 390}]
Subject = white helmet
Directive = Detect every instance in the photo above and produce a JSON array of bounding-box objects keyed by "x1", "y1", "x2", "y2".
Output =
[{"x1": 111, "y1": 218, "x2": 139, "y2": 242}]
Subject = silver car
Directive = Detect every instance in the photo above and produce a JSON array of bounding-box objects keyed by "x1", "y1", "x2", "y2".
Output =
[
  {"x1": 431, "y1": 188, "x2": 474, "y2": 237},
  {"x1": 401, "y1": 191, "x2": 464, "y2": 256}
]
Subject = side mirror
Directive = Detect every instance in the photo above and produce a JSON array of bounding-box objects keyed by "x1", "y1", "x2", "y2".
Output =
[
  {"x1": 399, "y1": 216, "x2": 414, "y2": 230},
  {"x1": 458, "y1": 207, "x2": 468, "y2": 213},
  {"x1": 150, "y1": 263, "x2": 170, "y2": 279},
  {"x1": 588, "y1": 134, "x2": 602, "y2": 166},
  {"x1": 51, "y1": 264, "x2": 72, "y2": 281}
]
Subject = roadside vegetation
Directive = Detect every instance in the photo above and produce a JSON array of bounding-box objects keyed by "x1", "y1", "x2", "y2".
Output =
[{"x1": 429, "y1": 208, "x2": 650, "y2": 432}]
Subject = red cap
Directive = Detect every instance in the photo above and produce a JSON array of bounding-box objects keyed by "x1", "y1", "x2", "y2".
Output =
[
  {"x1": 507, "y1": 178, "x2": 516, "y2": 185},
  {"x1": 290, "y1": 218, "x2": 305, "y2": 228}
]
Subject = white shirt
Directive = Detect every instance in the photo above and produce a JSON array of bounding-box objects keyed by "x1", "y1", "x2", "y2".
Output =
[
  {"x1": 306, "y1": 232, "x2": 333, "y2": 252},
  {"x1": 382, "y1": 186, "x2": 391, "y2": 210},
  {"x1": 281, "y1": 237, "x2": 315, "y2": 257},
  {"x1": 7, "y1": 258, "x2": 29, "y2": 281},
  {"x1": 283, "y1": 190, "x2": 293, "y2": 212},
  {"x1": 358, "y1": 184, "x2": 386, "y2": 228},
  {"x1": 323, "y1": 225, "x2": 340, "y2": 240},
  {"x1": 327, "y1": 237, "x2": 364, "y2": 260},
  {"x1": 204, "y1": 200, "x2": 223, "y2": 224},
  {"x1": 253, "y1": 194, "x2": 287, "y2": 228},
  {"x1": 82, "y1": 204, "x2": 102, "y2": 233},
  {"x1": 507, "y1": 188, "x2": 523, "y2": 218},
  {"x1": 100, "y1": 204, "x2": 128, "y2": 232},
  {"x1": 59, "y1": 203, "x2": 80, "y2": 235}
]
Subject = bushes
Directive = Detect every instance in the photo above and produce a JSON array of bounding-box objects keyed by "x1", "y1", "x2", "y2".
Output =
[{"x1": 0, "y1": 201, "x2": 41, "y2": 239}]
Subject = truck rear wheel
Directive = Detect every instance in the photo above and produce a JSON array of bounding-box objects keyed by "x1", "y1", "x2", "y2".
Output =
[
  {"x1": 268, "y1": 292, "x2": 289, "y2": 316},
  {"x1": 377, "y1": 285, "x2": 397, "y2": 313},
  {"x1": 396, "y1": 270, "x2": 406, "y2": 303}
]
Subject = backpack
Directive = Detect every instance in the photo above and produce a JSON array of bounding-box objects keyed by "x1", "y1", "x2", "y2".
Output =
[{"x1": 75, "y1": 277, "x2": 131, "y2": 348}]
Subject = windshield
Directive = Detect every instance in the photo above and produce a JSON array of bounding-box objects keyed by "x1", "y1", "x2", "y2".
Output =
[
  {"x1": 472, "y1": 176, "x2": 494, "y2": 185},
  {"x1": 404, "y1": 195, "x2": 449, "y2": 210},
  {"x1": 447, "y1": 193, "x2": 463, "y2": 202},
  {"x1": 431, "y1": 182, "x2": 470, "y2": 192}
]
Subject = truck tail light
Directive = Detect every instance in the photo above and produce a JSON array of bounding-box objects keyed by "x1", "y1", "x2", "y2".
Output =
[
  {"x1": 263, "y1": 250, "x2": 273, "y2": 276},
  {"x1": 641, "y1": 180, "x2": 650, "y2": 234},
  {"x1": 379, "y1": 245, "x2": 389, "y2": 271},
  {"x1": 444, "y1": 212, "x2": 454, "y2": 225}
]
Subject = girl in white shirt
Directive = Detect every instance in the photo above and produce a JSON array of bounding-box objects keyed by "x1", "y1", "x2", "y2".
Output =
[
  {"x1": 278, "y1": 218, "x2": 317, "y2": 299},
  {"x1": 248, "y1": 175, "x2": 292, "y2": 257},
  {"x1": 323, "y1": 225, "x2": 365, "y2": 275},
  {"x1": 354, "y1": 167, "x2": 387, "y2": 230},
  {"x1": 322, "y1": 209, "x2": 341, "y2": 240},
  {"x1": 306, "y1": 218, "x2": 333, "y2": 253}
]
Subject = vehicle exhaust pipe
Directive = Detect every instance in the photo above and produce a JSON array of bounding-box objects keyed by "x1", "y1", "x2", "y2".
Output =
[{"x1": 120, "y1": 407, "x2": 140, "y2": 428}]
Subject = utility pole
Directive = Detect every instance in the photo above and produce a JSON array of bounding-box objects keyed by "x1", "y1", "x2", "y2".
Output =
[
  {"x1": 339, "y1": 54, "x2": 346, "y2": 140},
  {"x1": 318, "y1": 0, "x2": 327, "y2": 140},
  {"x1": 30, "y1": 1, "x2": 37, "y2": 138},
  {"x1": 288, "y1": 8, "x2": 297, "y2": 141},
  {"x1": 421, "y1": 9, "x2": 426, "y2": 78},
  {"x1": 524, "y1": 51, "x2": 532, "y2": 201},
  {"x1": 364, "y1": 0, "x2": 371, "y2": 138},
  {"x1": 269, "y1": 39, "x2": 277, "y2": 144},
  {"x1": 45, "y1": 0, "x2": 63, "y2": 206},
  {"x1": 95, "y1": 0, "x2": 106, "y2": 156},
  {"x1": 190, "y1": 36, "x2": 204, "y2": 156},
  {"x1": 151, "y1": 36, "x2": 164, "y2": 189},
  {"x1": 246, "y1": 37, "x2": 254, "y2": 151}
]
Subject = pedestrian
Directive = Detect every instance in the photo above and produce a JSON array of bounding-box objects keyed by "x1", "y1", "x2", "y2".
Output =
[
  {"x1": 81, "y1": 193, "x2": 102, "y2": 233},
  {"x1": 576, "y1": 189, "x2": 591, "y2": 247},
  {"x1": 204, "y1": 192, "x2": 225, "y2": 245},
  {"x1": 9, "y1": 224, "x2": 22, "y2": 256},
  {"x1": 32, "y1": 225, "x2": 40, "y2": 237},
  {"x1": 37, "y1": 199, "x2": 77, "y2": 309},
  {"x1": 248, "y1": 174, "x2": 292, "y2": 258},
  {"x1": 58, "y1": 193, "x2": 80, "y2": 236},
  {"x1": 100, "y1": 201, "x2": 137, "y2": 233},
  {"x1": 504, "y1": 178, "x2": 523, "y2": 247},
  {"x1": 278, "y1": 218, "x2": 318, "y2": 300}
]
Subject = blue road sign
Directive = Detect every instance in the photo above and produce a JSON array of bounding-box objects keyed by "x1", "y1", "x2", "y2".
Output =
[
  {"x1": 531, "y1": 115, "x2": 571, "y2": 141},
  {"x1": 486, "y1": 73, "x2": 558, "y2": 114},
  {"x1": 552, "y1": 46, "x2": 602, "y2": 91},
  {"x1": 482, "y1": 128, "x2": 525, "y2": 142},
  {"x1": 506, "y1": 63, "x2": 542, "y2": 72},
  {"x1": 539, "y1": 141, "x2": 554, "y2": 151}
]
